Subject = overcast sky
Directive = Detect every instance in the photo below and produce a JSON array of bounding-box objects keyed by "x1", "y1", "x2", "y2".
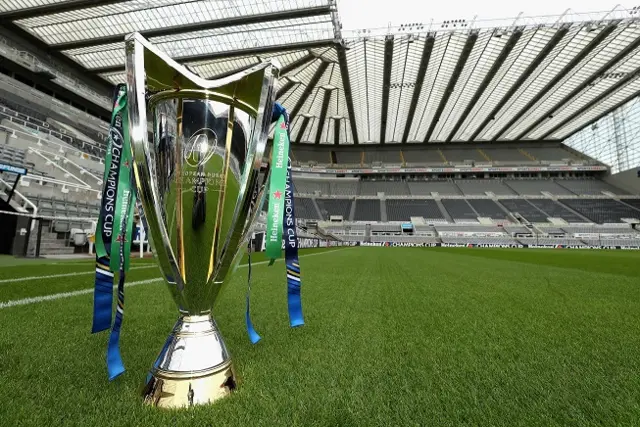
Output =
[{"x1": 336, "y1": 0, "x2": 629, "y2": 31}]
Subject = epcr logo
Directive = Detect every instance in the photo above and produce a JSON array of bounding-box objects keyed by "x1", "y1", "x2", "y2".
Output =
[{"x1": 184, "y1": 128, "x2": 218, "y2": 168}]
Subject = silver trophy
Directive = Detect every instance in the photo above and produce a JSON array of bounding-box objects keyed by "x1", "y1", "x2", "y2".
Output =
[{"x1": 125, "y1": 33, "x2": 278, "y2": 408}]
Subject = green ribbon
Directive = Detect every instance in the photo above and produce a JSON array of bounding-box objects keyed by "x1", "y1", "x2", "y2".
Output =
[
  {"x1": 109, "y1": 93, "x2": 135, "y2": 272},
  {"x1": 265, "y1": 115, "x2": 290, "y2": 263},
  {"x1": 95, "y1": 85, "x2": 126, "y2": 260}
]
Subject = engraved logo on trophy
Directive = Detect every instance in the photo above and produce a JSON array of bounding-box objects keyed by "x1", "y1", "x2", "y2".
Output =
[{"x1": 184, "y1": 128, "x2": 218, "y2": 168}]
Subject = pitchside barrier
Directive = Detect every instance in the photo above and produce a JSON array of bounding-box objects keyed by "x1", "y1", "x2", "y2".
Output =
[
  {"x1": 358, "y1": 242, "x2": 640, "y2": 250},
  {"x1": 0, "y1": 209, "x2": 154, "y2": 257}
]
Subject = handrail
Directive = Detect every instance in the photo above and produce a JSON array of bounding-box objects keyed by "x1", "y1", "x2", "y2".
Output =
[
  {"x1": 0, "y1": 105, "x2": 107, "y2": 158},
  {"x1": 0, "y1": 121, "x2": 104, "y2": 164},
  {"x1": 21, "y1": 174, "x2": 99, "y2": 193},
  {"x1": 27, "y1": 148, "x2": 89, "y2": 187},
  {"x1": 0, "y1": 176, "x2": 37, "y2": 229},
  {"x1": 28, "y1": 146, "x2": 101, "y2": 184}
]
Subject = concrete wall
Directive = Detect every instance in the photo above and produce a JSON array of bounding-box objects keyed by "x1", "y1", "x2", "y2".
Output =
[{"x1": 604, "y1": 169, "x2": 640, "y2": 195}]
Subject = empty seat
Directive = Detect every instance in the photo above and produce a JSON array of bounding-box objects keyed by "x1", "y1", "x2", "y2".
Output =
[
  {"x1": 386, "y1": 199, "x2": 444, "y2": 221},
  {"x1": 456, "y1": 180, "x2": 515, "y2": 196},
  {"x1": 441, "y1": 199, "x2": 477, "y2": 221},
  {"x1": 353, "y1": 200, "x2": 381, "y2": 221},
  {"x1": 360, "y1": 181, "x2": 409, "y2": 196},
  {"x1": 559, "y1": 199, "x2": 640, "y2": 224},
  {"x1": 499, "y1": 199, "x2": 548, "y2": 222},
  {"x1": 316, "y1": 199, "x2": 352, "y2": 220},
  {"x1": 330, "y1": 180, "x2": 359, "y2": 196},
  {"x1": 408, "y1": 181, "x2": 461, "y2": 196},
  {"x1": 505, "y1": 179, "x2": 575, "y2": 196},
  {"x1": 293, "y1": 197, "x2": 320, "y2": 219},
  {"x1": 467, "y1": 199, "x2": 509, "y2": 219},
  {"x1": 335, "y1": 151, "x2": 362, "y2": 164},
  {"x1": 527, "y1": 199, "x2": 585, "y2": 223},
  {"x1": 525, "y1": 147, "x2": 577, "y2": 161},
  {"x1": 556, "y1": 179, "x2": 628, "y2": 196},
  {"x1": 293, "y1": 179, "x2": 329, "y2": 195}
]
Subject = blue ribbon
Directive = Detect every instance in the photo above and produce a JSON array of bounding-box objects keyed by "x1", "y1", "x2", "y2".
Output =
[
  {"x1": 107, "y1": 251, "x2": 126, "y2": 380},
  {"x1": 91, "y1": 257, "x2": 113, "y2": 333},
  {"x1": 245, "y1": 243, "x2": 261, "y2": 344},
  {"x1": 244, "y1": 102, "x2": 305, "y2": 342},
  {"x1": 284, "y1": 156, "x2": 304, "y2": 328}
]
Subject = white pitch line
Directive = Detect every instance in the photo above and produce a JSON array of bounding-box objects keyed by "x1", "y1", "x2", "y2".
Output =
[
  {"x1": 0, "y1": 248, "x2": 348, "y2": 309},
  {"x1": 0, "y1": 278, "x2": 163, "y2": 309},
  {"x1": 237, "y1": 248, "x2": 346, "y2": 268},
  {"x1": 0, "y1": 265, "x2": 157, "y2": 284}
]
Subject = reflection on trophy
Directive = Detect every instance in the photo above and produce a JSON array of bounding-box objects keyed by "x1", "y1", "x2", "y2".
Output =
[{"x1": 125, "y1": 33, "x2": 278, "y2": 408}]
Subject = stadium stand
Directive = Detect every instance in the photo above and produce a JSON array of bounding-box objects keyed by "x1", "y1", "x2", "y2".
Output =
[
  {"x1": 466, "y1": 199, "x2": 510, "y2": 220},
  {"x1": 294, "y1": 198, "x2": 321, "y2": 220},
  {"x1": 330, "y1": 179, "x2": 359, "y2": 196},
  {"x1": 504, "y1": 179, "x2": 575, "y2": 196},
  {"x1": 354, "y1": 199, "x2": 381, "y2": 221},
  {"x1": 555, "y1": 179, "x2": 629, "y2": 195},
  {"x1": 456, "y1": 180, "x2": 515, "y2": 196},
  {"x1": 525, "y1": 147, "x2": 580, "y2": 161},
  {"x1": 316, "y1": 199, "x2": 352, "y2": 220},
  {"x1": 294, "y1": 178, "x2": 329, "y2": 195},
  {"x1": 481, "y1": 148, "x2": 529, "y2": 162},
  {"x1": 335, "y1": 151, "x2": 362, "y2": 165},
  {"x1": 558, "y1": 199, "x2": 640, "y2": 223},
  {"x1": 407, "y1": 180, "x2": 461, "y2": 196},
  {"x1": 386, "y1": 199, "x2": 445, "y2": 222},
  {"x1": 526, "y1": 199, "x2": 586, "y2": 223},
  {"x1": 360, "y1": 180, "x2": 409, "y2": 196},
  {"x1": 441, "y1": 199, "x2": 478, "y2": 222},
  {"x1": 497, "y1": 199, "x2": 549, "y2": 223}
]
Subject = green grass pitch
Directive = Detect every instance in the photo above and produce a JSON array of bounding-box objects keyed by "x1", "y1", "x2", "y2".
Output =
[{"x1": 1, "y1": 247, "x2": 640, "y2": 426}]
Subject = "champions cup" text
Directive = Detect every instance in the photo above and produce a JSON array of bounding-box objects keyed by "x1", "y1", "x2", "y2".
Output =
[{"x1": 102, "y1": 114, "x2": 124, "y2": 239}]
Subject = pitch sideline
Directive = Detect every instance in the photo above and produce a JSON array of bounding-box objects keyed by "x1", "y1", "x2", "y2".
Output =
[
  {"x1": 0, "y1": 264, "x2": 157, "y2": 284},
  {"x1": 0, "y1": 248, "x2": 347, "y2": 309}
]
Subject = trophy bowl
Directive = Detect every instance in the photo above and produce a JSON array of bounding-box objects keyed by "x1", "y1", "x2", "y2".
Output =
[{"x1": 125, "y1": 33, "x2": 278, "y2": 408}]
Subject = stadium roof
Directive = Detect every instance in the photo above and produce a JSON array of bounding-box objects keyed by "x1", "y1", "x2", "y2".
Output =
[{"x1": 2, "y1": 2, "x2": 640, "y2": 146}]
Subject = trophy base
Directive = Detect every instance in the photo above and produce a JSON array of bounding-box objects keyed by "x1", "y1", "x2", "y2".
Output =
[{"x1": 141, "y1": 314, "x2": 237, "y2": 409}]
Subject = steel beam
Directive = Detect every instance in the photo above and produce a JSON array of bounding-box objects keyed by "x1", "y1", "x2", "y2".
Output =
[
  {"x1": 491, "y1": 22, "x2": 618, "y2": 141},
  {"x1": 423, "y1": 31, "x2": 478, "y2": 143},
  {"x1": 280, "y1": 52, "x2": 317, "y2": 76},
  {"x1": 336, "y1": 43, "x2": 359, "y2": 144},
  {"x1": 543, "y1": 67, "x2": 640, "y2": 139},
  {"x1": 334, "y1": 118, "x2": 341, "y2": 145},
  {"x1": 276, "y1": 80, "x2": 296, "y2": 99},
  {"x1": 294, "y1": 117, "x2": 312, "y2": 143},
  {"x1": 445, "y1": 29, "x2": 523, "y2": 142},
  {"x1": 315, "y1": 88, "x2": 332, "y2": 144},
  {"x1": 401, "y1": 35, "x2": 434, "y2": 143},
  {"x1": 468, "y1": 25, "x2": 570, "y2": 141},
  {"x1": 289, "y1": 61, "x2": 329, "y2": 122},
  {"x1": 51, "y1": 7, "x2": 332, "y2": 51},
  {"x1": 0, "y1": 0, "x2": 128, "y2": 21},
  {"x1": 379, "y1": 35, "x2": 395, "y2": 144},
  {"x1": 515, "y1": 30, "x2": 640, "y2": 140},
  {"x1": 90, "y1": 39, "x2": 335, "y2": 74}
]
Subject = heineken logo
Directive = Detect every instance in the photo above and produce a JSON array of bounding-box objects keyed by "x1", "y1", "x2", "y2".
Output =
[
  {"x1": 184, "y1": 128, "x2": 218, "y2": 168},
  {"x1": 279, "y1": 121, "x2": 287, "y2": 130},
  {"x1": 273, "y1": 190, "x2": 282, "y2": 199}
]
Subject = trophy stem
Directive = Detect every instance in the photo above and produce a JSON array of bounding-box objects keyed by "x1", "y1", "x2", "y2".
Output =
[{"x1": 142, "y1": 314, "x2": 237, "y2": 408}]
